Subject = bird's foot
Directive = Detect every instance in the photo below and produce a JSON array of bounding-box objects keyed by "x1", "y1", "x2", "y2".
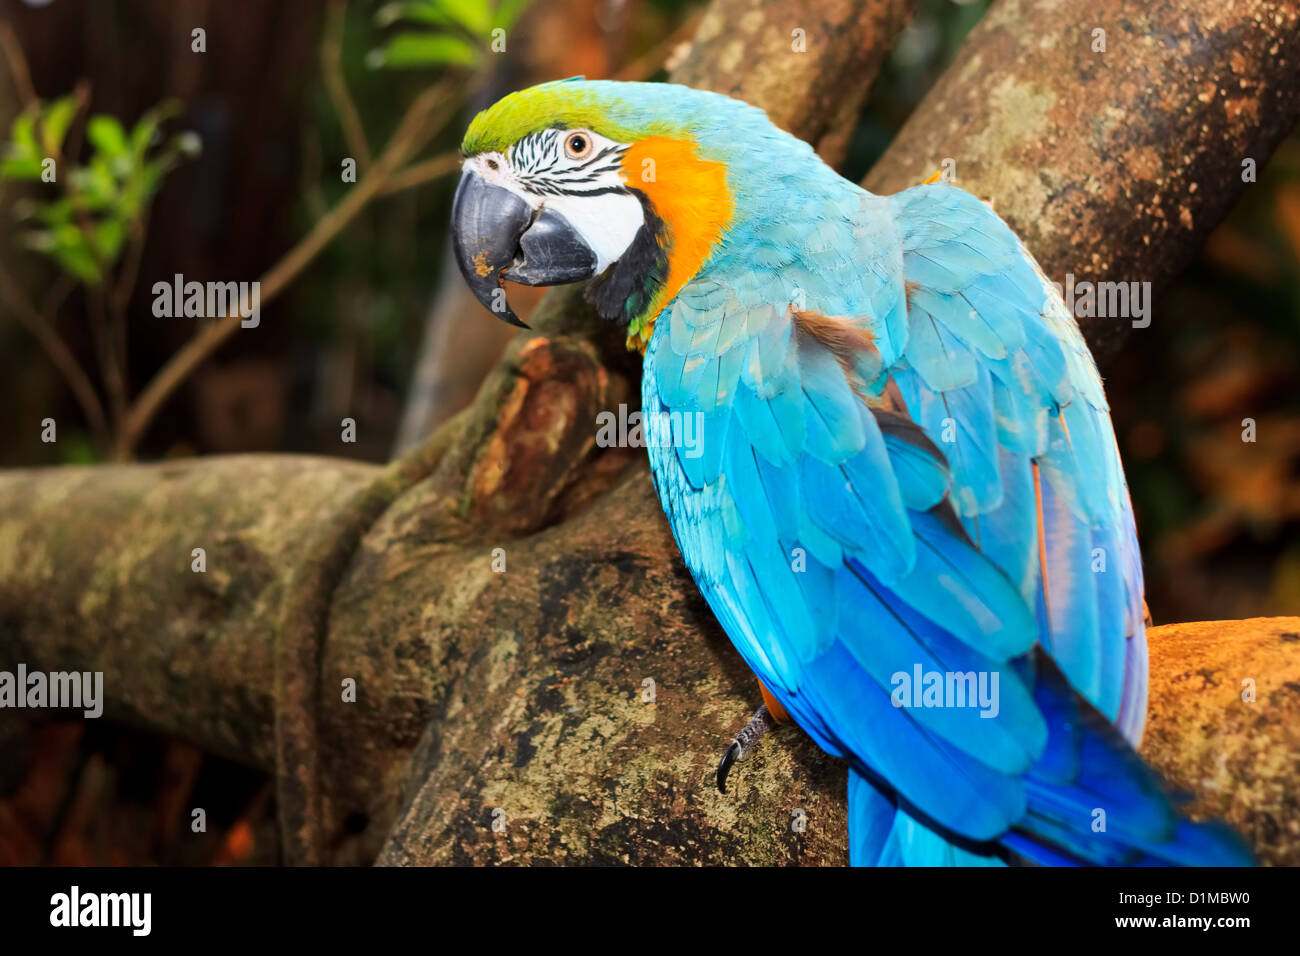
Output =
[{"x1": 716, "y1": 703, "x2": 779, "y2": 794}]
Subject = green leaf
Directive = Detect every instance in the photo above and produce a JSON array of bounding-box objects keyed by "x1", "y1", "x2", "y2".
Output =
[
  {"x1": 491, "y1": 0, "x2": 530, "y2": 31},
  {"x1": 72, "y1": 158, "x2": 117, "y2": 207},
  {"x1": 32, "y1": 197, "x2": 75, "y2": 226},
  {"x1": 9, "y1": 111, "x2": 39, "y2": 161},
  {"x1": 119, "y1": 159, "x2": 168, "y2": 220},
  {"x1": 51, "y1": 224, "x2": 102, "y2": 284},
  {"x1": 87, "y1": 115, "x2": 129, "y2": 159},
  {"x1": 117, "y1": 181, "x2": 143, "y2": 221},
  {"x1": 1, "y1": 156, "x2": 44, "y2": 180},
  {"x1": 428, "y1": 0, "x2": 492, "y2": 35},
  {"x1": 93, "y1": 218, "x2": 126, "y2": 263},
  {"x1": 368, "y1": 32, "x2": 481, "y2": 69},
  {"x1": 129, "y1": 100, "x2": 182, "y2": 161},
  {"x1": 55, "y1": 247, "x2": 101, "y2": 285},
  {"x1": 130, "y1": 118, "x2": 159, "y2": 158},
  {"x1": 40, "y1": 96, "x2": 78, "y2": 155},
  {"x1": 374, "y1": 1, "x2": 451, "y2": 28}
]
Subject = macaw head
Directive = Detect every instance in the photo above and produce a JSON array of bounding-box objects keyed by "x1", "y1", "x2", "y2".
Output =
[{"x1": 451, "y1": 78, "x2": 787, "y2": 343}]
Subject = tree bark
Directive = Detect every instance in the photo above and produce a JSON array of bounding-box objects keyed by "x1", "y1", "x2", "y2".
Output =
[
  {"x1": 671, "y1": 0, "x2": 916, "y2": 167},
  {"x1": 863, "y1": 0, "x2": 1300, "y2": 360},
  {"x1": 2, "y1": 0, "x2": 1299, "y2": 865},
  {"x1": 1, "y1": 448, "x2": 1294, "y2": 863}
]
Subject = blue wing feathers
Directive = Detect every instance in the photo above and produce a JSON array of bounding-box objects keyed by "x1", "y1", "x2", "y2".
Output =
[
  {"x1": 643, "y1": 178, "x2": 1242, "y2": 865},
  {"x1": 878, "y1": 436, "x2": 950, "y2": 513},
  {"x1": 905, "y1": 307, "x2": 981, "y2": 391}
]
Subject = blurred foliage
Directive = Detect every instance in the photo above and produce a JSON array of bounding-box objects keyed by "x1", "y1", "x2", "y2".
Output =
[
  {"x1": 369, "y1": 0, "x2": 531, "y2": 68},
  {"x1": 292, "y1": 0, "x2": 469, "y2": 439},
  {"x1": 2, "y1": 98, "x2": 198, "y2": 285}
]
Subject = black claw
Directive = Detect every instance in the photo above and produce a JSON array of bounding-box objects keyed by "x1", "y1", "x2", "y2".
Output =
[{"x1": 716, "y1": 740, "x2": 741, "y2": 795}]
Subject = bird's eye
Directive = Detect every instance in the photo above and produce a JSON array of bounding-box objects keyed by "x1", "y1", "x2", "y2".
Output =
[{"x1": 563, "y1": 131, "x2": 593, "y2": 160}]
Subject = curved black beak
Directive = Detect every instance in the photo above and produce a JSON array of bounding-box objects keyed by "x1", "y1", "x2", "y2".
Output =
[{"x1": 450, "y1": 168, "x2": 598, "y2": 328}]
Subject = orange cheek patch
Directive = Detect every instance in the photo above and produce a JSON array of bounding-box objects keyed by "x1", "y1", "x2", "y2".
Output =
[{"x1": 620, "y1": 136, "x2": 733, "y2": 336}]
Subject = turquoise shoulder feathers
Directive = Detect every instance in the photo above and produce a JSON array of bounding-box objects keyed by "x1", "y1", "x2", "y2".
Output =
[{"x1": 643, "y1": 164, "x2": 1249, "y2": 866}]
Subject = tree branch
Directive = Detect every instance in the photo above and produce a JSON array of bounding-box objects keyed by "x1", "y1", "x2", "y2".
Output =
[
  {"x1": 0, "y1": 259, "x2": 109, "y2": 448},
  {"x1": 863, "y1": 0, "x2": 1300, "y2": 360},
  {"x1": 320, "y1": 0, "x2": 373, "y2": 173},
  {"x1": 0, "y1": 20, "x2": 37, "y2": 106}
]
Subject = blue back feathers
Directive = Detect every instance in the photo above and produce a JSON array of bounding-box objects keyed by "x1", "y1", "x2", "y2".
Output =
[{"x1": 623, "y1": 82, "x2": 1248, "y2": 866}]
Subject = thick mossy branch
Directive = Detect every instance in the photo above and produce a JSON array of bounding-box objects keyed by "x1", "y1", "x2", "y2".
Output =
[
  {"x1": 1141, "y1": 617, "x2": 1300, "y2": 868},
  {"x1": 374, "y1": 615, "x2": 1300, "y2": 865},
  {"x1": 864, "y1": 0, "x2": 1300, "y2": 360}
]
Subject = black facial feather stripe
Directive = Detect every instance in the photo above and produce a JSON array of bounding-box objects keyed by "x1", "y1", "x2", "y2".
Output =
[
  {"x1": 586, "y1": 190, "x2": 668, "y2": 325},
  {"x1": 529, "y1": 184, "x2": 628, "y2": 198},
  {"x1": 508, "y1": 129, "x2": 628, "y2": 196},
  {"x1": 570, "y1": 145, "x2": 623, "y2": 173}
]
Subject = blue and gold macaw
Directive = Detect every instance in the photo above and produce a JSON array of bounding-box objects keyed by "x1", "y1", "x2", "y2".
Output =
[{"x1": 450, "y1": 78, "x2": 1250, "y2": 866}]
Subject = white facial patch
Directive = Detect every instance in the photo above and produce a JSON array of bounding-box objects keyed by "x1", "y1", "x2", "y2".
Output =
[{"x1": 542, "y1": 190, "x2": 645, "y2": 274}]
